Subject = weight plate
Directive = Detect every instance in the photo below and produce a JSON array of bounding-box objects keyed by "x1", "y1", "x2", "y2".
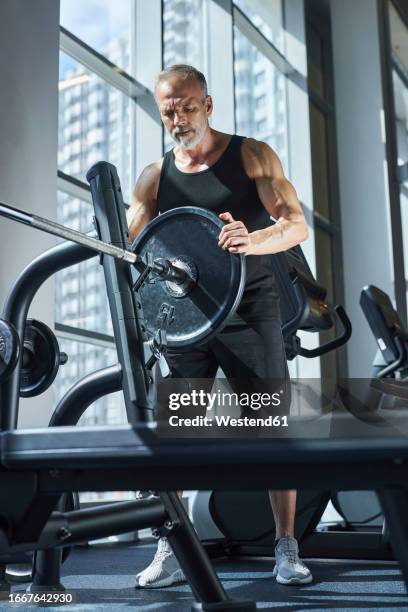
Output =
[
  {"x1": 20, "y1": 320, "x2": 61, "y2": 398},
  {"x1": 132, "y1": 207, "x2": 246, "y2": 348},
  {"x1": 0, "y1": 319, "x2": 20, "y2": 383}
]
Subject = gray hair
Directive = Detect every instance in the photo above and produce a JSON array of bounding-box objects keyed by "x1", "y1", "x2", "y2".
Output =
[{"x1": 156, "y1": 64, "x2": 208, "y2": 98}]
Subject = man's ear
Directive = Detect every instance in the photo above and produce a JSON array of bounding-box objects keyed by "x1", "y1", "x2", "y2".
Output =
[{"x1": 206, "y1": 95, "x2": 213, "y2": 116}]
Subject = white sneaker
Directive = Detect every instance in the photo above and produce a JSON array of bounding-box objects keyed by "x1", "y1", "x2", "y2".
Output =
[
  {"x1": 135, "y1": 490, "x2": 157, "y2": 500},
  {"x1": 273, "y1": 537, "x2": 313, "y2": 585},
  {"x1": 135, "y1": 537, "x2": 186, "y2": 588}
]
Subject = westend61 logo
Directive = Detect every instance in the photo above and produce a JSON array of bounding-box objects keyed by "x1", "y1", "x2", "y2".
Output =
[{"x1": 168, "y1": 389, "x2": 282, "y2": 411}]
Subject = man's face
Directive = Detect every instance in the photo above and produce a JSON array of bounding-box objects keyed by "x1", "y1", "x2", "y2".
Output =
[{"x1": 156, "y1": 76, "x2": 212, "y2": 149}]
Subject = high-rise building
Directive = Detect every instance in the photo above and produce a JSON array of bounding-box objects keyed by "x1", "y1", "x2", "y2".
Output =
[{"x1": 56, "y1": 38, "x2": 131, "y2": 426}]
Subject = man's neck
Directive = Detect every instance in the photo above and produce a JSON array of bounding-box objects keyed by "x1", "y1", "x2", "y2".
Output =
[{"x1": 174, "y1": 128, "x2": 223, "y2": 165}]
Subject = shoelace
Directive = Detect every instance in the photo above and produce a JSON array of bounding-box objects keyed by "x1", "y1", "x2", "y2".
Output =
[
  {"x1": 282, "y1": 550, "x2": 299, "y2": 565},
  {"x1": 152, "y1": 540, "x2": 172, "y2": 565},
  {"x1": 283, "y1": 551, "x2": 308, "y2": 572}
]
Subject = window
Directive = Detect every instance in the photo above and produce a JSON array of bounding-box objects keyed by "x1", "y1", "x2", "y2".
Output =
[
  {"x1": 234, "y1": 26, "x2": 288, "y2": 171},
  {"x1": 53, "y1": 337, "x2": 128, "y2": 503},
  {"x1": 163, "y1": 0, "x2": 205, "y2": 69},
  {"x1": 306, "y1": 6, "x2": 343, "y2": 380},
  {"x1": 54, "y1": 339, "x2": 126, "y2": 423},
  {"x1": 55, "y1": 192, "x2": 114, "y2": 335},
  {"x1": 59, "y1": 52, "x2": 132, "y2": 199},
  {"x1": 60, "y1": 0, "x2": 133, "y2": 75},
  {"x1": 234, "y1": 0, "x2": 284, "y2": 53},
  {"x1": 255, "y1": 70, "x2": 265, "y2": 85},
  {"x1": 389, "y1": 1, "x2": 408, "y2": 316},
  {"x1": 255, "y1": 94, "x2": 266, "y2": 109},
  {"x1": 56, "y1": 3, "x2": 138, "y2": 438},
  {"x1": 314, "y1": 228, "x2": 337, "y2": 384},
  {"x1": 307, "y1": 24, "x2": 325, "y2": 98},
  {"x1": 394, "y1": 66, "x2": 408, "y2": 313},
  {"x1": 309, "y1": 103, "x2": 330, "y2": 218}
]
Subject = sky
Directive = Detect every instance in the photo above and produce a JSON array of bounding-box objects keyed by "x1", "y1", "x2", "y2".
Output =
[{"x1": 59, "y1": 0, "x2": 131, "y2": 79}]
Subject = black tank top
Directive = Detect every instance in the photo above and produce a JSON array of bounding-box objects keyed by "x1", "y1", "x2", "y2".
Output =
[{"x1": 156, "y1": 135, "x2": 281, "y2": 322}]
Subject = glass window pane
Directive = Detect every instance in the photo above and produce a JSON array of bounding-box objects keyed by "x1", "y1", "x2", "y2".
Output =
[
  {"x1": 392, "y1": 70, "x2": 408, "y2": 165},
  {"x1": 60, "y1": 0, "x2": 133, "y2": 75},
  {"x1": 309, "y1": 103, "x2": 330, "y2": 218},
  {"x1": 234, "y1": 0, "x2": 284, "y2": 53},
  {"x1": 315, "y1": 228, "x2": 337, "y2": 380},
  {"x1": 234, "y1": 27, "x2": 288, "y2": 171},
  {"x1": 401, "y1": 187, "x2": 408, "y2": 314},
  {"x1": 389, "y1": 2, "x2": 408, "y2": 318},
  {"x1": 315, "y1": 228, "x2": 334, "y2": 304},
  {"x1": 162, "y1": 0, "x2": 206, "y2": 151},
  {"x1": 163, "y1": 0, "x2": 205, "y2": 69},
  {"x1": 389, "y1": 2, "x2": 408, "y2": 72},
  {"x1": 392, "y1": 69, "x2": 408, "y2": 316},
  {"x1": 58, "y1": 51, "x2": 133, "y2": 202},
  {"x1": 53, "y1": 337, "x2": 131, "y2": 503},
  {"x1": 53, "y1": 338, "x2": 126, "y2": 425},
  {"x1": 307, "y1": 24, "x2": 325, "y2": 98},
  {"x1": 55, "y1": 192, "x2": 113, "y2": 336}
]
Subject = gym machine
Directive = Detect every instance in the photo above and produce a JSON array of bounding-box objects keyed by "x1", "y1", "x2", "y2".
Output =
[
  {"x1": 0, "y1": 162, "x2": 256, "y2": 611},
  {"x1": 0, "y1": 163, "x2": 408, "y2": 609}
]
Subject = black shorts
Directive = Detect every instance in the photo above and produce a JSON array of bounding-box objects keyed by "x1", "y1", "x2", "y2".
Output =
[{"x1": 155, "y1": 319, "x2": 291, "y2": 422}]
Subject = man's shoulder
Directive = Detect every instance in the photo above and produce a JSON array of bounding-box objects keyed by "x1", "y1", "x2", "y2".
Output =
[
  {"x1": 143, "y1": 158, "x2": 164, "y2": 177},
  {"x1": 134, "y1": 159, "x2": 163, "y2": 199},
  {"x1": 240, "y1": 138, "x2": 277, "y2": 178},
  {"x1": 241, "y1": 137, "x2": 273, "y2": 159},
  {"x1": 140, "y1": 159, "x2": 164, "y2": 184}
]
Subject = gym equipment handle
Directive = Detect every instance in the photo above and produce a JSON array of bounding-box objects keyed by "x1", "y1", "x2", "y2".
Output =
[
  {"x1": 298, "y1": 305, "x2": 352, "y2": 358},
  {"x1": 375, "y1": 336, "x2": 406, "y2": 379}
]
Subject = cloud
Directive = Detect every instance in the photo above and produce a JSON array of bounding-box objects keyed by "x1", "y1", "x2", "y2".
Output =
[{"x1": 60, "y1": 0, "x2": 131, "y2": 53}]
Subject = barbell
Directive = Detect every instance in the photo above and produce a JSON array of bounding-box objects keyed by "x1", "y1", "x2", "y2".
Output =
[{"x1": 0, "y1": 201, "x2": 245, "y2": 356}]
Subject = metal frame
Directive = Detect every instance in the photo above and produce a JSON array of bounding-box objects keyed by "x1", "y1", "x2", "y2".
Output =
[
  {"x1": 57, "y1": 170, "x2": 92, "y2": 204},
  {"x1": 0, "y1": 240, "x2": 95, "y2": 430},
  {"x1": 59, "y1": 26, "x2": 148, "y2": 100},
  {"x1": 55, "y1": 323, "x2": 115, "y2": 349}
]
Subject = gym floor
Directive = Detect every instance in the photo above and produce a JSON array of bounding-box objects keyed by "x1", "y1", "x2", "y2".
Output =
[{"x1": 7, "y1": 540, "x2": 408, "y2": 611}]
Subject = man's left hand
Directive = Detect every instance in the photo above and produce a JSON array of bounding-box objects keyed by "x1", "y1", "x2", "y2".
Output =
[{"x1": 218, "y1": 212, "x2": 252, "y2": 254}]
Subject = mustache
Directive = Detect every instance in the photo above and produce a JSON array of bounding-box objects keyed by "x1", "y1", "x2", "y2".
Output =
[{"x1": 173, "y1": 128, "x2": 194, "y2": 135}]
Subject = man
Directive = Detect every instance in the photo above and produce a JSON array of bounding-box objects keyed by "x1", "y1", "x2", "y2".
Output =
[{"x1": 127, "y1": 65, "x2": 311, "y2": 588}]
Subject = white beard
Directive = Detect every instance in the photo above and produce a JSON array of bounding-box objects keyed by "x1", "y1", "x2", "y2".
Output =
[{"x1": 172, "y1": 121, "x2": 207, "y2": 150}]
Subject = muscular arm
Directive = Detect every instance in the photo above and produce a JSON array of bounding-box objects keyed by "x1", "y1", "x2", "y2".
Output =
[
  {"x1": 126, "y1": 161, "x2": 162, "y2": 242},
  {"x1": 242, "y1": 139, "x2": 308, "y2": 255}
]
